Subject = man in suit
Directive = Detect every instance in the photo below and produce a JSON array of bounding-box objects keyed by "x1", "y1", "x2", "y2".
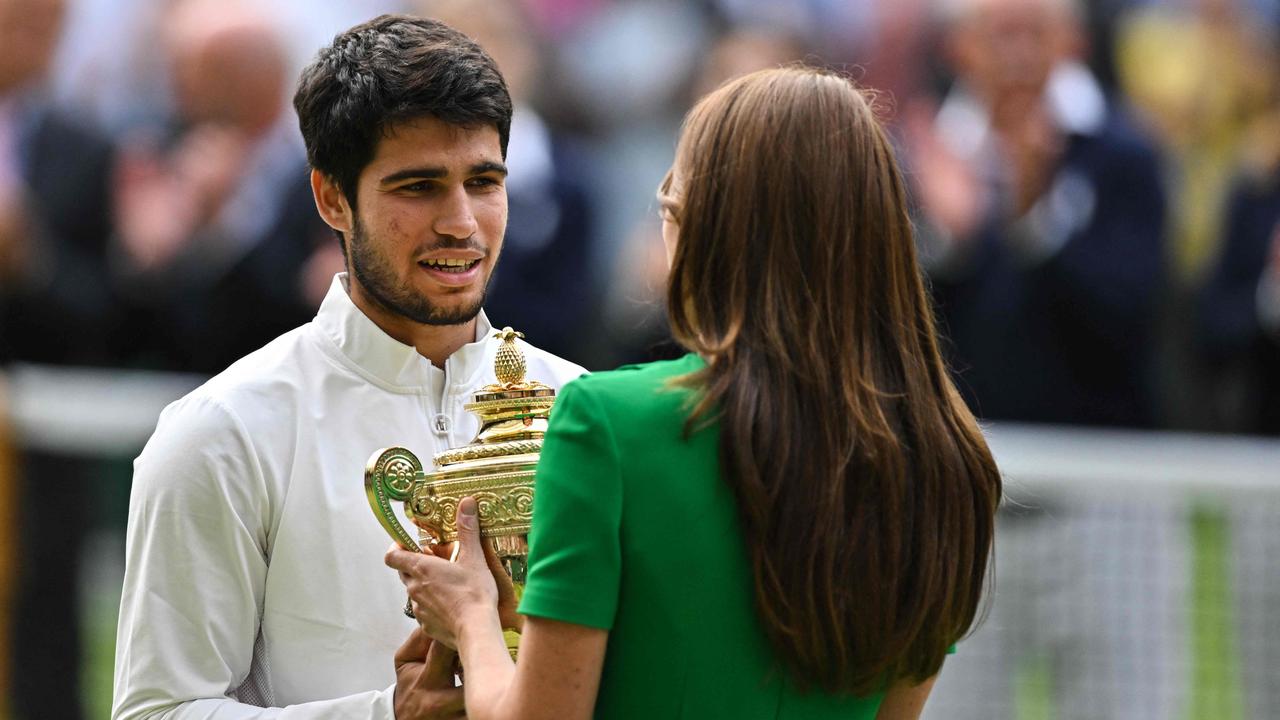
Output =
[
  {"x1": 907, "y1": 1, "x2": 1177, "y2": 719},
  {"x1": 109, "y1": 0, "x2": 333, "y2": 374},
  {"x1": 909, "y1": 0, "x2": 1166, "y2": 428}
]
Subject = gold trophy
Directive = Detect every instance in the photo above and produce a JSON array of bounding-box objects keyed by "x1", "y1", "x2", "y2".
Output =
[{"x1": 364, "y1": 328, "x2": 555, "y2": 658}]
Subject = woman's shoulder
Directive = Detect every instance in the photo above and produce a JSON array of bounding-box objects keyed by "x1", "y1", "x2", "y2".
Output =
[{"x1": 559, "y1": 354, "x2": 705, "y2": 415}]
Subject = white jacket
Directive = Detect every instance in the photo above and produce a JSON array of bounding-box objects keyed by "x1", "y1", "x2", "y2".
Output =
[{"x1": 113, "y1": 274, "x2": 586, "y2": 719}]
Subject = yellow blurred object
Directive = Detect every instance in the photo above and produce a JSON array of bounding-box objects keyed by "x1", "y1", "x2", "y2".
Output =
[{"x1": 1115, "y1": 5, "x2": 1277, "y2": 281}]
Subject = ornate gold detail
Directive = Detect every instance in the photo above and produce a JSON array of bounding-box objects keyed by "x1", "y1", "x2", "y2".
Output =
[
  {"x1": 363, "y1": 447, "x2": 425, "y2": 553},
  {"x1": 433, "y1": 439, "x2": 543, "y2": 466},
  {"x1": 411, "y1": 481, "x2": 536, "y2": 543},
  {"x1": 463, "y1": 393, "x2": 555, "y2": 415},
  {"x1": 493, "y1": 327, "x2": 527, "y2": 385},
  {"x1": 364, "y1": 326, "x2": 560, "y2": 654}
]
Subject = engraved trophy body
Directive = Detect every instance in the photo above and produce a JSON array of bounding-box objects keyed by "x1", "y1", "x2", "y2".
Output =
[{"x1": 364, "y1": 328, "x2": 554, "y2": 658}]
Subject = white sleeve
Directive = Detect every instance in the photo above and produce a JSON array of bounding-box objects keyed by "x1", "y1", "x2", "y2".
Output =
[{"x1": 112, "y1": 395, "x2": 397, "y2": 720}]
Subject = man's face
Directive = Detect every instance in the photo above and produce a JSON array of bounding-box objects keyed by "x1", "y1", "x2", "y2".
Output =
[
  {"x1": 950, "y1": 0, "x2": 1073, "y2": 120},
  {"x1": 346, "y1": 116, "x2": 508, "y2": 326},
  {"x1": 0, "y1": 0, "x2": 65, "y2": 93}
]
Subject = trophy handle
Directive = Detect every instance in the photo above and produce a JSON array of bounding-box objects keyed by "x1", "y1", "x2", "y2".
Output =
[{"x1": 364, "y1": 447, "x2": 425, "y2": 553}]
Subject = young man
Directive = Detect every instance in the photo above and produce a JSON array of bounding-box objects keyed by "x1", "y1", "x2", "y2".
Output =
[{"x1": 112, "y1": 15, "x2": 586, "y2": 719}]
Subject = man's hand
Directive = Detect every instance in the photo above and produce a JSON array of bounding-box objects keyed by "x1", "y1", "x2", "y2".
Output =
[
  {"x1": 483, "y1": 538, "x2": 525, "y2": 633},
  {"x1": 393, "y1": 626, "x2": 465, "y2": 719},
  {"x1": 992, "y1": 97, "x2": 1064, "y2": 216},
  {"x1": 901, "y1": 101, "x2": 987, "y2": 245}
]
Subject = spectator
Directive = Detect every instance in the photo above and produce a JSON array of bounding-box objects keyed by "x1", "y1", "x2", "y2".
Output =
[
  {"x1": 909, "y1": 6, "x2": 1178, "y2": 719},
  {"x1": 0, "y1": 0, "x2": 115, "y2": 368},
  {"x1": 1197, "y1": 109, "x2": 1280, "y2": 434},
  {"x1": 1114, "y1": 0, "x2": 1274, "y2": 284},
  {"x1": 0, "y1": 0, "x2": 117, "y2": 717},
  {"x1": 1113, "y1": 0, "x2": 1276, "y2": 430},
  {"x1": 908, "y1": 0, "x2": 1167, "y2": 427},
  {"x1": 110, "y1": 0, "x2": 335, "y2": 375}
]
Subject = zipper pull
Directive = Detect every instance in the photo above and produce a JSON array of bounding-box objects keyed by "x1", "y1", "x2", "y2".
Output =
[{"x1": 432, "y1": 413, "x2": 451, "y2": 437}]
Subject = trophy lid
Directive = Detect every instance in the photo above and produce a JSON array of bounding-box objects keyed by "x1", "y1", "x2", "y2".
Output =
[
  {"x1": 430, "y1": 327, "x2": 556, "y2": 468},
  {"x1": 410, "y1": 327, "x2": 558, "y2": 544}
]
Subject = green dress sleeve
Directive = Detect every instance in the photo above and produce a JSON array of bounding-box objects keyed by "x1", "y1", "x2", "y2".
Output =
[{"x1": 518, "y1": 379, "x2": 623, "y2": 631}]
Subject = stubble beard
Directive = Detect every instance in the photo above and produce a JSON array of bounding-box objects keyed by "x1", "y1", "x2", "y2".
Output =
[{"x1": 347, "y1": 216, "x2": 489, "y2": 327}]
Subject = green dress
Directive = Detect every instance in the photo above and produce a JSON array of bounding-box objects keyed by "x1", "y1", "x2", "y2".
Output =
[{"x1": 519, "y1": 354, "x2": 884, "y2": 718}]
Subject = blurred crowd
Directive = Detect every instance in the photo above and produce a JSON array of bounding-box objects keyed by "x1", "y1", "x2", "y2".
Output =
[
  {"x1": 0, "y1": 0, "x2": 1275, "y2": 430},
  {"x1": 2, "y1": 0, "x2": 1280, "y2": 430},
  {"x1": 1, "y1": 0, "x2": 1280, "y2": 716}
]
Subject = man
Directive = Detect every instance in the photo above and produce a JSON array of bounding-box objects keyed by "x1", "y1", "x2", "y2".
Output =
[
  {"x1": 1199, "y1": 147, "x2": 1280, "y2": 434},
  {"x1": 113, "y1": 15, "x2": 585, "y2": 719},
  {"x1": 910, "y1": 0, "x2": 1166, "y2": 427},
  {"x1": 909, "y1": 3, "x2": 1175, "y2": 718},
  {"x1": 110, "y1": 0, "x2": 333, "y2": 375}
]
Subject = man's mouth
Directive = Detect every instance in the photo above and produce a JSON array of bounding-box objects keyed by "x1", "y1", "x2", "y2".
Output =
[{"x1": 419, "y1": 258, "x2": 481, "y2": 274}]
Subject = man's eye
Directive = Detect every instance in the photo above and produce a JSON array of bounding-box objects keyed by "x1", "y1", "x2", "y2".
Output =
[
  {"x1": 403, "y1": 182, "x2": 429, "y2": 192},
  {"x1": 467, "y1": 177, "x2": 499, "y2": 188}
]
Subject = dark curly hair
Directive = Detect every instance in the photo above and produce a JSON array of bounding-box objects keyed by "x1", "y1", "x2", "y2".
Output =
[{"x1": 293, "y1": 14, "x2": 511, "y2": 244}]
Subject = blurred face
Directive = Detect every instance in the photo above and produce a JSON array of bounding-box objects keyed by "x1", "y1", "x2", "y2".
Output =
[
  {"x1": 169, "y1": 26, "x2": 284, "y2": 128},
  {"x1": 949, "y1": 0, "x2": 1076, "y2": 118},
  {"x1": 345, "y1": 116, "x2": 508, "y2": 326},
  {"x1": 0, "y1": 0, "x2": 65, "y2": 92}
]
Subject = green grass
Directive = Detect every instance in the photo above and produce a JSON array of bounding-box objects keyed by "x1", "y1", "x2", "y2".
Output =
[{"x1": 1186, "y1": 506, "x2": 1244, "y2": 720}]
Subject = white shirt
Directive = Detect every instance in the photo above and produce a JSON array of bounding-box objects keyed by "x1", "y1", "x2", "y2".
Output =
[{"x1": 113, "y1": 274, "x2": 587, "y2": 719}]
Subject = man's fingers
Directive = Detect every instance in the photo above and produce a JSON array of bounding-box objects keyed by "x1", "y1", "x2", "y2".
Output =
[
  {"x1": 385, "y1": 544, "x2": 418, "y2": 572},
  {"x1": 429, "y1": 540, "x2": 456, "y2": 560},
  {"x1": 428, "y1": 687, "x2": 466, "y2": 717},
  {"x1": 398, "y1": 684, "x2": 466, "y2": 719},
  {"x1": 481, "y1": 539, "x2": 522, "y2": 629},
  {"x1": 393, "y1": 626, "x2": 431, "y2": 669},
  {"x1": 420, "y1": 634, "x2": 460, "y2": 689}
]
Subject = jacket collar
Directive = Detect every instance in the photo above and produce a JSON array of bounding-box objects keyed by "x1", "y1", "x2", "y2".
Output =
[{"x1": 314, "y1": 273, "x2": 495, "y2": 393}]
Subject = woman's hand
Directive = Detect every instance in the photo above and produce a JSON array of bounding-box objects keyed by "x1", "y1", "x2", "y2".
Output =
[{"x1": 386, "y1": 497, "x2": 500, "y2": 648}]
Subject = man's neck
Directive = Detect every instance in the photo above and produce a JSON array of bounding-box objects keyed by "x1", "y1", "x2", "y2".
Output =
[{"x1": 348, "y1": 282, "x2": 477, "y2": 369}]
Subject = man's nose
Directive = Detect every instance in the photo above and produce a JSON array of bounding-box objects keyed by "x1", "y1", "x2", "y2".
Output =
[{"x1": 432, "y1": 185, "x2": 479, "y2": 240}]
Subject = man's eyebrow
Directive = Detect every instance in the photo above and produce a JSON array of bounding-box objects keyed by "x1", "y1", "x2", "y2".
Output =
[
  {"x1": 379, "y1": 167, "x2": 447, "y2": 184},
  {"x1": 471, "y1": 161, "x2": 508, "y2": 177},
  {"x1": 379, "y1": 162, "x2": 508, "y2": 185}
]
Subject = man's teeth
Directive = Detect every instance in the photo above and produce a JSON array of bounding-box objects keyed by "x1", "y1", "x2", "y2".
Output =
[{"x1": 422, "y1": 258, "x2": 478, "y2": 272}]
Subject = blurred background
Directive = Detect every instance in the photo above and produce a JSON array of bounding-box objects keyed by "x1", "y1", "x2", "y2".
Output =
[{"x1": 1, "y1": 0, "x2": 1279, "y2": 717}]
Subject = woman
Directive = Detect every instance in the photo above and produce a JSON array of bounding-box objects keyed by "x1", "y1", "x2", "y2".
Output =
[{"x1": 386, "y1": 66, "x2": 1002, "y2": 719}]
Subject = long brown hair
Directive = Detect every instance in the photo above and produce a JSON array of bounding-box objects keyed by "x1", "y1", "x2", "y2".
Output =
[{"x1": 664, "y1": 67, "x2": 1001, "y2": 695}]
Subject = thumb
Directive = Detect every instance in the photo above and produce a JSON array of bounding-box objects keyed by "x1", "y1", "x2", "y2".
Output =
[{"x1": 454, "y1": 496, "x2": 484, "y2": 566}]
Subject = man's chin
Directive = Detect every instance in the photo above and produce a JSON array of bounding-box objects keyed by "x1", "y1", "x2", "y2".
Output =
[{"x1": 417, "y1": 299, "x2": 485, "y2": 327}]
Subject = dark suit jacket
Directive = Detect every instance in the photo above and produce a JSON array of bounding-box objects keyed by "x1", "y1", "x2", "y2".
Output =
[
  {"x1": 1198, "y1": 167, "x2": 1280, "y2": 433},
  {"x1": 0, "y1": 103, "x2": 117, "y2": 366},
  {"x1": 930, "y1": 112, "x2": 1167, "y2": 427},
  {"x1": 109, "y1": 156, "x2": 327, "y2": 375}
]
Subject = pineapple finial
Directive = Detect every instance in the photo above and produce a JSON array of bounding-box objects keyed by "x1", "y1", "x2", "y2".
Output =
[{"x1": 493, "y1": 327, "x2": 527, "y2": 385}]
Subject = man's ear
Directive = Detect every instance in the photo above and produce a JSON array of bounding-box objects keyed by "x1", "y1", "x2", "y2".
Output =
[{"x1": 312, "y1": 169, "x2": 354, "y2": 234}]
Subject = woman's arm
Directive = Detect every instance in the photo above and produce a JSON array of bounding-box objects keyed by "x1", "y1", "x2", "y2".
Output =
[
  {"x1": 386, "y1": 498, "x2": 608, "y2": 720},
  {"x1": 459, "y1": 615, "x2": 607, "y2": 720},
  {"x1": 875, "y1": 675, "x2": 938, "y2": 720}
]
